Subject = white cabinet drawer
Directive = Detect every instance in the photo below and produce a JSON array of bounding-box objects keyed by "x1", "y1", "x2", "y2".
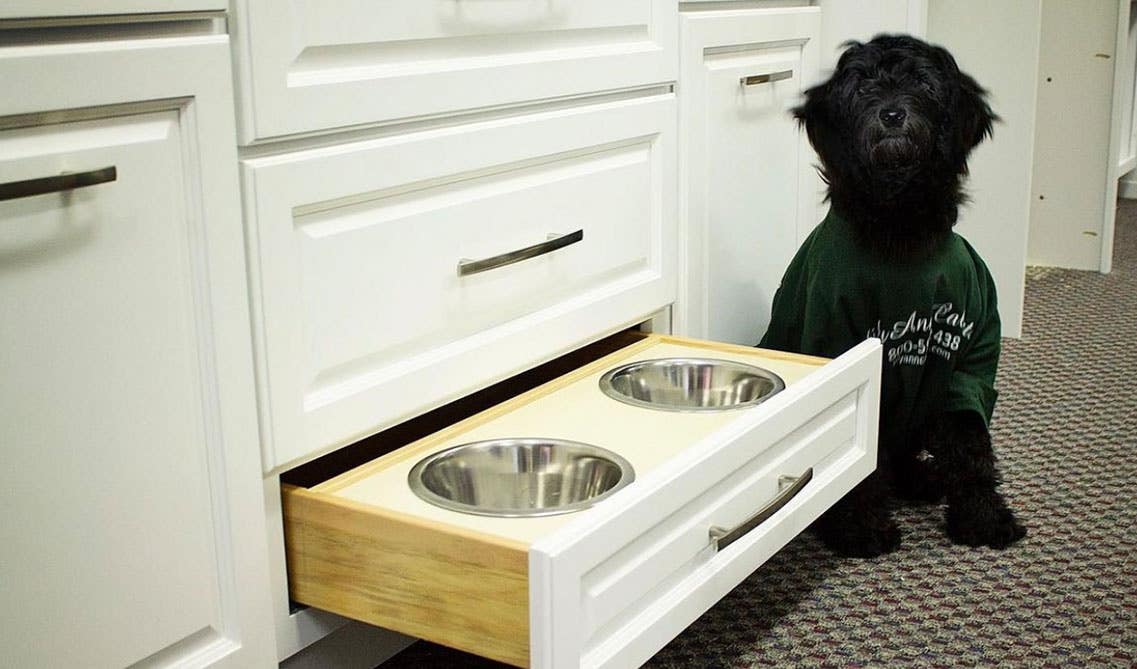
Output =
[
  {"x1": 0, "y1": 1, "x2": 224, "y2": 18},
  {"x1": 243, "y1": 94, "x2": 676, "y2": 471},
  {"x1": 282, "y1": 333, "x2": 881, "y2": 668},
  {"x1": 231, "y1": 0, "x2": 677, "y2": 142}
]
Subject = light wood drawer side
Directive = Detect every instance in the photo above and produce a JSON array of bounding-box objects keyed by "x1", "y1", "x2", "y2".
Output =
[{"x1": 282, "y1": 486, "x2": 531, "y2": 667}]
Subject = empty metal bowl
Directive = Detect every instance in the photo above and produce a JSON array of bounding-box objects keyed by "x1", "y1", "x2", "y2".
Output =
[
  {"x1": 598, "y1": 357, "x2": 785, "y2": 412},
  {"x1": 407, "y1": 438, "x2": 635, "y2": 517}
]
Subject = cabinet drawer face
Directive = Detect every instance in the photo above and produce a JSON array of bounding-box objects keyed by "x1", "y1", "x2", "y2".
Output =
[
  {"x1": 0, "y1": 1, "x2": 224, "y2": 17},
  {"x1": 282, "y1": 334, "x2": 881, "y2": 668},
  {"x1": 233, "y1": 0, "x2": 677, "y2": 141},
  {"x1": 245, "y1": 95, "x2": 676, "y2": 471}
]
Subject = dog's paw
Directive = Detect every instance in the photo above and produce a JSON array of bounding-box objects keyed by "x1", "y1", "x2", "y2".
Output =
[
  {"x1": 815, "y1": 515, "x2": 902, "y2": 558},
  {"x1": 945, "y1": 491, "x2": 1027, "y2": 549}
]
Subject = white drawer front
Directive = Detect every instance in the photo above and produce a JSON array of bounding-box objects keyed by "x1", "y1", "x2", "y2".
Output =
[
  {"x1": 244, "y1": 95, "x2": 676, "y2": 471},
  {"x1": 530, "y1": 340, "x2": 881, "y2": 669},
  {"x1": 0, "y1": 1, "x2": 224, "y2": 17},
  {"x1": 232, "y1": 0, "x2": 677, "y2": 141}
]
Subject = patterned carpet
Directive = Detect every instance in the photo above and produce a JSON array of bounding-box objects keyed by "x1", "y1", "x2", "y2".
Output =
[{"x1": 383, "y1": 203, "x2": 1137, "y2": 668}]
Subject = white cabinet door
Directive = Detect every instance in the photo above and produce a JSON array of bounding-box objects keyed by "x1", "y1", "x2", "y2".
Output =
[
  {"x1": 230, "y1": 0, "x2": 677, "y2": 142},
  {"x1": 676, "y1": 7, "x2": 822, "y2": 345},
  {"x1": 0, "y1": 37, "x2": 273, "y2": 668}
]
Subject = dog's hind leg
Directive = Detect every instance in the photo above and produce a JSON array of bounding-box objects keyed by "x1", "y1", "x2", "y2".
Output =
[
  {"x1": 890, "y1": 447, "x2": 944, "y2": 504},
  {"x1": 811, "y1": 472, "x2": 901, "y2": 557},
  {"x1": 927, "y1": 410, "x2": 1027, "y2": 549}
]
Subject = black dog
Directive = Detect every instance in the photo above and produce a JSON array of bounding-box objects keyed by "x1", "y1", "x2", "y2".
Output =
[{"x1": 760, "y1": 35, "x2": 1026, "y2": 557}]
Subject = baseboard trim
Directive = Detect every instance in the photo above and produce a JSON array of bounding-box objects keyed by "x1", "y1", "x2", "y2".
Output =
[
  {"x1": 1119, "y1": 176, "x2": 1137, "y2": 200},
  {"x1": 281, "y1": 622, "x2": 414, "y2": 669}
]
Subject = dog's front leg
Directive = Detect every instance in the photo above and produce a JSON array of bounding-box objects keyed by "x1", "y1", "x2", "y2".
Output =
[
  {"x1": 812, "y1": 471, "x2": 901, "y2": 557},
  {"x1": 927, "y1": 410, "x2": 1027, "y2": 548}
]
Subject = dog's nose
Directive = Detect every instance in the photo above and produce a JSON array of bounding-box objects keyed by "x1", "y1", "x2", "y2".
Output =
[{"x1": 880, "y1": 108, "x2": 907, "y2": 127}]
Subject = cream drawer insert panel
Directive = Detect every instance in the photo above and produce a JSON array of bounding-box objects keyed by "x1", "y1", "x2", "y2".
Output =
[
  {"x1": 244, "y1": 95, "x2": 676, "y2": 471},
  {"x1": 233, "y1": 0, "x2": 677, "y2": 141},
  {"x1": 283, "y1": 335, "x2": 881, "y2": 668},
  {"x1": 326, "y1": 341, "x2": 827, "y2": 543}
]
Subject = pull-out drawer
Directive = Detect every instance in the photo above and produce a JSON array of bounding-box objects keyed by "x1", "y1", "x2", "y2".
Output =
[
  {"x1": 243, "y1": 94, "x2": 675, "y2": 472},
  {"x1": 282, "y1": 334, "x2": 881, "y2": 668},
  {"x1": 231, "y1": 0, "x2": 677, "y2": 142}
]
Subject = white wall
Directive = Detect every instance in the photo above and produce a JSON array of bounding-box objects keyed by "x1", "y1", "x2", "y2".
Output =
[
  {"x1": 926, "y1": 1, "x2": 1041, "y2": 338},
  {"x1": 1118, "y1": 2, "x2": 1137, "y2": 178},
  {"x1": 818, "y1": 0, "x2": 927, "y2": 74},
  {"x1": 1028, "y1": 0, "x2": 1121, "y2": 271}
]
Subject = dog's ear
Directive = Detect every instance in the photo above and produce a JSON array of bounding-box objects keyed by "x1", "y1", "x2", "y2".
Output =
[
  {"x1": 791, "y1": 80, "x2": 826, "y2": 132},
  {"x1": 954, "y1": 69, "x2": 998, "y2": 152},
  {"x1": 792, "y1": 77, "x2": 840, "y2": 174},
  {"x1": 925, "y1": 43, "x2": 997, "y2": 155},
  {"x1": 792, "y1": 39, "x2": 863, "y2": 132}
]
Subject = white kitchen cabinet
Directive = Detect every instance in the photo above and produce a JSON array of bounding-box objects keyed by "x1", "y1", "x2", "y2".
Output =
[
  {"x1": 229, "y1": 0, "x2": 677, "y2": 143},
  {"x1": 0, "y1": 31, "x2": 273, "y2": 668},
  {"x1": 243, "y1": 93, "x2": 676, "y2": 472},
  {"x1": 0, "y1": 1, "x2": 225, "y2": 19},
  {"x1": 817, "y1": 0, "x2": 927, "y2": 72},
  {"x1": 675, "y1": 6, "x2": 822, "y2": 345},
  {"x1": 282, "y1": 334, "x2": 881, "y2": 669}
]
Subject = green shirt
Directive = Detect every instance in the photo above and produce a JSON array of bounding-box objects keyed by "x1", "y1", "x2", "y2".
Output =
[{"x1": 759, "y1": 209, "x2": 1000, "y2": 445}]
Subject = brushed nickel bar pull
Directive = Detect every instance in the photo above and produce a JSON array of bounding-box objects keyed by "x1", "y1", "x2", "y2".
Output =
[
  {"x1": 457, "y1": 229, "x2": 583, "y2": 277},
  {"x1": 740, "y1": 70, "x2": 793, "y2": 87},
  {"x1": 709, "y1": 468, "x2": 813, "y2": 553},
  {"x1": 0, "y1": 166, "x2": 117, "y2": 202}
]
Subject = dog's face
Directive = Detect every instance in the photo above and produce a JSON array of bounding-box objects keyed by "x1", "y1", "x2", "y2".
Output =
[{"x1": 795, "y1": 34, "x2": 995, "y2": 188}]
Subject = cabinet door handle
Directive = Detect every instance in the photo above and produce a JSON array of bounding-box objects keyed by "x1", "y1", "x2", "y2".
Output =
[
  {"x1": 457, "y1": 229, "x2": 583, "y2": 277},
  {"x1": 739, "y1": 70, "x2": 793, "y2": 87},
  {"x1": 0, "y1": 166, "x2": 117, "y2": 202},
  {"x1": 708, "y1": 468, "x2": 813, "y2": 553}
]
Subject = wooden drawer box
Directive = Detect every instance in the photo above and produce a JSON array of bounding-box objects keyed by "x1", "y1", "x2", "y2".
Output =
[
  {"x1": 231, "y1": 0, "x2": 677, "y2": 142},
  {"x1": 282, "y1": 334, "x2": 881, "y2": 668},
  {"x1": 242, "y1": 94, "x2": 675, "y2": 472}
]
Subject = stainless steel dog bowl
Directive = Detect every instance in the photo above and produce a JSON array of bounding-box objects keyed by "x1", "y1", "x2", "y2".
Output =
[
  {"x1": 407, "y1": 438, "x2": 635, "y2": 517},
  {"x1": 598, "y1": 358, "x2": 785, "y2": 412}
]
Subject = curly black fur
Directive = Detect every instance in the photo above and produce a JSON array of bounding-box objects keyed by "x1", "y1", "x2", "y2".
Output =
[
  {"x1": 795, "y1": 35, "x2": 1025, "y2": 556},
  {"x1": 793, "y1": 34, "x2": 998, "y2": 258}
]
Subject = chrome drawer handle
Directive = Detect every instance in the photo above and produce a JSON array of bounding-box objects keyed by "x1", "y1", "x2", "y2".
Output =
[
  {"x1": 709, "y1": 468, "x2": 813, "y2": 553},
  {"x1": 0, "y1": 166, "x2": 117, "y2": 202},
  {"x1": 457, "y1": 229, "x2": 583, "y2": 277},
  {"x1": 740, "y1": 70, "x2": 793, "y2": 87}
]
